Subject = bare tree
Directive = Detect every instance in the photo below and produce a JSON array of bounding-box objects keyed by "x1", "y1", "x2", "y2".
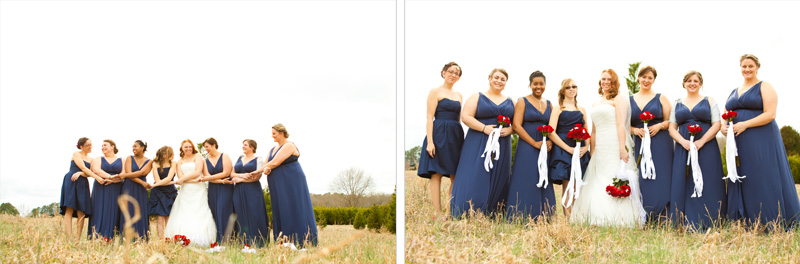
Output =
[{"x1": 329, "y1": 167, "x2": 375, "y2": 207}]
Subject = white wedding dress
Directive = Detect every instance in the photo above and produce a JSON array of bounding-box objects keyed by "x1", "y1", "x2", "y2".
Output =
[
  {"x1": 163, "y1": 161, "x2": 217, "y2": 246},
  {"x1": 570, "y1": 103, "x2": 646, "y2": 227}
]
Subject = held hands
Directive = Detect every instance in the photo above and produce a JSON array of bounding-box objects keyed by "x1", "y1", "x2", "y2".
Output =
[
  {"x1": 71, "y1": 172, "x2": 81, "y2": 182},
  {"x1": 262, "y1": 167, "x2": 272, "y2": 176}
]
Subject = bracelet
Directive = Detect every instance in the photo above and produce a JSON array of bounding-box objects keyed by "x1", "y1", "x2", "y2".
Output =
[{"x1": 482, "y1": 125, "x2": 486, "y2": 132}]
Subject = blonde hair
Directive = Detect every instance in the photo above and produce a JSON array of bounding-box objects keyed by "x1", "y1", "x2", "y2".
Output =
[
  {"x1": 558, "y1": 78, "x2": 578, "y2": 110},
  {"x1": 154, "y1": 146, "x2": 174, "y2": 167},
  {"x1": 740, "y1": 54, "x2": 760, "y2": 67},
  {"x1": 488, "y1": 68, "x2": 508, "y2": 80},
  {"x1": 273, "y1": 123, "x2": 290, "y2": 138},
  {"x1": 682, "y1": 70, "x2": 704, "y2": 87}
]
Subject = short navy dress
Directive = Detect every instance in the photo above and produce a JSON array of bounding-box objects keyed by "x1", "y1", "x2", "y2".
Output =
[
  {"x1": 267, "y1": 144, "x2": 318, "y2": 247},
  {"x1": 630, "y1": 94, "x2": 674, "y2": 221},
  {"x1": 119, "y1": 157, "x2": 150, "y2": 239},
  {"x1": 88, "y1": 157, "x2": 123, "y2": 239},
  {"x1": 59, "y1": 159, "x2": 93, "y2": 217},
  {"x1": 149, "y1": 166, "x2": 177, "y2": 216},
  {"x1": 232, "y1": 156, "x2": 270, "y2": 247},
  {"x1": 417, "y1": 98, "x2": 464, "y2": 178},
  {"x1": 725, "y1": 82, "x2": 800, "y2": 227},
  {"x1": 548, "y1": 110, "x2": 590, "y2": 184}
]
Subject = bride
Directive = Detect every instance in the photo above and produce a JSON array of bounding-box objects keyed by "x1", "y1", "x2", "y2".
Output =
[
  {"x1": 164, "y1": 139, "x2": 217, "y2": 246},
  {"x1": 570, "y1": 69, "x2": 646, "y2": 227}
]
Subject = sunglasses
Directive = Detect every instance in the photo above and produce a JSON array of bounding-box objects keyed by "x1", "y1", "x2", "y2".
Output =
[{"x1": 565, "y1": 85, "x2": 578, "y2": 89}]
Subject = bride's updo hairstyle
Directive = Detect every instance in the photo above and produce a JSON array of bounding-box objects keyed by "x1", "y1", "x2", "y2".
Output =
[
  {"x1": 597, "y1": 68, "x2": 620, "y2": 100},
  {"x1": 273, "y1": 123, "x2": 290, "y2": 138},
  {"x1": 180, "y1": 139, "x2": 199, "y2": 157}
]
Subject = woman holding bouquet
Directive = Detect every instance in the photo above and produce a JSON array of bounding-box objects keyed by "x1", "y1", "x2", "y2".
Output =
[
  {"x1": 199, "y1": 138, "x2": 234, "y2": 243},
  {"x1": 723, "y1": 54, "x2": 800, "y2": 228},
  {"x1": 263, "y1": 124, "x2": 318, "y2": 247},
  {"x1": 118, "y1": 140, "x2": 152, "y2": 240},
  {"x1": 450, "y1": 68, "x2": 514, "y2": 218},
  {"x1": 149, "y1": 146, "x2": 178, "y2": 240},
  {"x1": 506, "y1": 70, "x2": 556, "y2": 221},
  {"x1": 230, "y1": 139, "x2": 270, "y2": 247},
  {"x1": 547, "y1": 78, "x2": 590, "y2": 218},
  {"x1": 417, "y1": 62, "x2": 464, "y2": 216},
  {"x1": 667, "y1": 71, "x2": 726, "y2": 230},
  {"x1": 629, "y1": 66, "x2": 673, "y2": 223},
  {"x1": 60, "y1": 137, "x2": 101, "y2": 240},
  {"x1": 88, "y1": 139, "x2": 125, "y2": 239}
]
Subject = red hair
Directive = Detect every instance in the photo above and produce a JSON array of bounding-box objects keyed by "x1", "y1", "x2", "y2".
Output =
[
  {"x1": 179, "y1": 139, "x2": 199, "y2": 157},
  {"x1": 597, "y1": 69, "x2": 620, "y2": 100}
]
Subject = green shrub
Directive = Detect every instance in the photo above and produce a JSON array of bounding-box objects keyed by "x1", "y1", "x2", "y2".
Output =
[
  {"x1": 353, "y1": 210, "x2": 367, "y2": 229},
  {"x1": 788, "y1": 155, "x2": 800, "y2": 184},
  {"x1": 367, "y1": 205, "x2": 385, "y2": 231},
  {"x1": 385, "y1": 191, "x2": 396, "y2": 234}
]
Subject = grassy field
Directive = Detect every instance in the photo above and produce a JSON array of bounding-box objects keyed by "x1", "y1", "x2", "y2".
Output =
[
  {"x1": 0, "y1": 215, "x2": 394, "y2": 263},
  {"x1": 404, "y1": 170, "x2": 800, "y2": 263}
]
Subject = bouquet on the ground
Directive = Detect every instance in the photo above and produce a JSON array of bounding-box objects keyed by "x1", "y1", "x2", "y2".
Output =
[
  {"x1": 721, "y1": 110, "x2": 746, "y2": 183},
  {"x1": 638, "y1": 111, "x2": 657, "y2": 180},
  {"x1": 536, "y1": 125, "x2": 554, "y2": 188},
  {"x1": 168, "y1": 234, "x2": 190, "y2": 246},
  {"x1": 242, "y1": 243, "x2": 257, "y2": 253},
  {"x1": 481, "y1": 115, "x2": 511, "y2": 172},
  {"x1": 562, "y1": 124, "x2": 590, "y2": 208},
  {"x1": 206, "y1": 241, "x2": 225, "y2": 253},
  {"x1": 687, "y1": 124, "x2": 704, "y2": 198}
]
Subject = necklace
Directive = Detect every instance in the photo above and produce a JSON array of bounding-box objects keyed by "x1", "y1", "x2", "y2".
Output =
[{"x1": 531, "y1": 95, "x2": 545, "y2": 110}]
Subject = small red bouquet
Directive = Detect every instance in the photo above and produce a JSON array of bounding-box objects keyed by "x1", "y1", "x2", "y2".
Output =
[
  {"x1": 210, "y1": 242, "x2": 218, "y2": 248},
  {"x1": 687, "y1": 124, "x2": 702, "y2": 136},
  {"x1": 171, "y1": 234, "x2": 190, "y2": 246},
  {"x1": 497, "y1": 115, "x2": 510, "y2": 126},
  {"x1": 606, "y1": 178, "x2": 632, "y2": 198},
  {"x1": 722, "y1": 110, "x2": 737, "y2": 123},
  {"x1": 567, "y1": 124, "x2": 590, "y2": 142},
  {"x1": 537, "y1": 125, "x2": 554, "y2": 137},
  {"x1": 639, "y1": 111, "x2": 654, "y2": 123}
]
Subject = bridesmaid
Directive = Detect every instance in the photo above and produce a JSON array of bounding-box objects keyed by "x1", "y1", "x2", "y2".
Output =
[
  {"x1": 667, "y1": 71, "x2": 726, "y2": 230},
  {"x1": 88, "y1": 139, "x2": 125, "y2": 239},
  {"x1": 230, "y1": 139, "x2": 270, "y2": 247},
  {"x1": 417, "y1": 61, "x2": 464, "y2": 215},
  {"x1": 118, "y1": 140, "x2": 152, "y2": 240},
  {"x1": 199, "y1": 137, "x2": 234, "y2": 243},
  {"x1": 547, "y1": 78, "x2": 590, "y2": 217},
  {"x1": 506, "y1": 70, "x2": 556, "y2": 221},
  {"x1": 60, "y1": 137, "x2": 102, "y2": 239},
  {"x1": 262, "y1": 124, "x2": 318, "y2": 247},
  {"x1": 450, "y1": 68, "x2": 514, "y2": 218},
  {"x1": 629, "y1": 66, "x2": 673, "y2": 222},
  {"x1": 723, "y1": 54, "x2": 800, "y2": 228},
  {"x1": 149, "y1": 146, "x2": 178, "y2": 239}
]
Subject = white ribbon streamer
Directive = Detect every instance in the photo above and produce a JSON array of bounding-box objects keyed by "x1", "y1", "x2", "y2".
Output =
[
  {"x1": 722, "y1": 121, "x2": 746, "y2": 183},
  {"x1": 561, "y1": 141, "x2": 586, "y2": 208},
  {"x1": 639, "y1": 123, "x2": 656, "y2": 180},
  {"x1": 481, "y1": 125, "x2": 503, "y2": 172},
  {"x1": 536, "y1": 136, "x2": 548, "y2": 189},
  {"x1": 687, "y1": 135, "x2": 704, "y2": 198}
]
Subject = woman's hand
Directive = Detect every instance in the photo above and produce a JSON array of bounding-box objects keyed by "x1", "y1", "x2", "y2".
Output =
[
  {"x1": 565, "y1": 147, "x2": 574, "y2": 155},
  {"x1": 532, "y1": 141, "x2": 543, "y2": 150},
  {"x1": 733, "y1": 121, "x2": 749, "y2": 136},
  {"x1": 95, "y1": 177, "x2": 106, "y2": 185},
  {"x1": 426, "y1": 143, "x2": 436, "y2": 158},
  {"x1": 648, "y1": 124, "x2": 660, "y2": 137},
  {"x1": 619, "y1": 148, "x2": 629, "y2": 163},
  {"x1": 483, "y1": 125, "x2": 497, "y2": 136},
  {"x1": 694, "y1": 139, "x2": 706, "y2": 150},
  {"x1": 634, "y1": 127, "x2": 645, "y2": 138},
  {"x1": 679, "y1": 139, "x2": 691, "y2": 151},
  {"x1": 142, "y1": 182, "x2": 153, "y2": 190},
  {"x1": 262, "y1": 167, "x2": 272, "y2": 176},
  {"x1": 500, "y1": 126, "x2": 512, "y2": 137},
  {"x1": 71, "y1": 172, "x2": 81, "y2": 182},
  {"x1": 720, "y1": 122, "x2": 729, "y2": 136},
  {"x1": 579, "y1": 146, "x2": 588, "y2": 158},
  {"x1": 545, "y1": 140, "x2": 553, "y2": 151}
]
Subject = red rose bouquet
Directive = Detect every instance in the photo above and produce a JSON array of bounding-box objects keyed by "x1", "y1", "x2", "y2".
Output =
[
  {"x1": 606, "y1": 177, "x2": 632, "y2": 198},
  {"x1": 562, "y1": 124, "x2": 590, "y2": 208},
  {"x1": 686, "y1": 124, "x2": 704, "y2": 197},
  {"x1": 481, "y1": 115, "x2": 511, "y2": 172},
  {"x1": 721, "y1": 111, "x2": 746, "y2": 183},
  {"x1": 638, "y1": 112, "x2": 657, "y2": 180},
  {"x1": 536, "y1": 125, "x2": 554, "y2": 188}
]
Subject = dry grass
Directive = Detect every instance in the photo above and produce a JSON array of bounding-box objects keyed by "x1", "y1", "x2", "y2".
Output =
[
  {"x1": 404, "y1": 170, "x2": 800, "y2": 263},
  {"x1": 0, "y1": 214, "x2": 394, "y2": 263}
]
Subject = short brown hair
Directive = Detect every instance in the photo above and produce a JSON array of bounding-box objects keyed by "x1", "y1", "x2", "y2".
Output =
[
  {"x1": 179, "y1": 139, "x2": 199, "y2": 157},
  {"x1": 682, "y1": 70, "x2": 704, "y2": 87},
  {"x1": 103, "y1": 139, "x2": 119, "y2": 154},
  {"x1": 638, "y1": 65, "x2": 657, "y2": 79},
  {"x1": 740, "y1": 54, "x2": 760, "y2": 68},
  {"x1": 441, "y1": 62, "x2": 462, "y2": 78},
  {"x1": 77, "y1": 137, "x2": 89, "y2": 149},
  {"x1": 203, "y1": 137, "x2": 218, "y2": 149},
  {"x1": 597, "y1": 69, "x2": 620, "y2": 100},
  {"x1": 273, "y1": 123, "x2": 290, "y2": 138},
  {"x1": 488, "y1": 68, "x2": 508, "y2": 80},
  {"x1": 243, "y1": 139, "x2": 258, "y2": 153}
]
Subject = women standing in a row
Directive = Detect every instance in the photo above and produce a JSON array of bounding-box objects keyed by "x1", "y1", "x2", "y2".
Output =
[
  {"x1": 149, "y1": 146, "x2": 178, "y2": 240},
  {"x1": 230, "y1": 139, "x2": 270, "y2": 247},
  {"x1": 119, "y1": 140, "x2": 152, "y2": 239},
  {"x1": 506, "y1": 70, "x2": 555, "y2": 221},
  {"x1": 264, "y1": 124, "x2": 318, "y2": 247},
  {"x1": 88, "y1": 139, "x2": 124, "y2": 239},
  {"x1": 200, "y1": 138, "x2": 234, "y2": 243},
  {"x1": 417, "y1": 62, "x2": 464, "y2": 216},
  {"x1": 724, "y1": 54, "x2": 800, "y2": 228},
  {"x1": 630, "y1": 66, "x2": 673, "y2": 222},
  {"x1": 668, "y1": 71, "x2": 726, "y2": 229},
  {"x1": 450, "y1": 68, "x2": 514, "y2": 218},
  {"x1": 548, "y1": 78, "x2": 590, "y2": 218},
  {"x1": 60, "y1": 137, "x2": 101, "y2": 239}
]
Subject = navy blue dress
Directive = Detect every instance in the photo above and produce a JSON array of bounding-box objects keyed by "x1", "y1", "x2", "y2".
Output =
[
  {"x1": 119, "y1": 157, "x2": 150, "y2": 239},
  {"x1": 88, "y1": 157, "x2": 123, "y2": 239},
  {"x1": 233, "y1": 156, "x2": 270, "y2": 247},
  {"x1": 149, "y1": 166, "x2": 177, "y2": 216},
  {"x1": 417, "y1": 98, "x2": 464, "y2": 178},
  {"x1": 206, "y1": 154, "x2": 235, "y2": 242},
  {"x1": 450, "y1": 93, "x2": 514, "y2": 218},
  {"x1": 60, "y1": 159, "x2": 93, "y2": 217},
  {"x1": 668, "y1": 98, "x2": 726, "y2": 229},
  {"x1": 725, "y1": 82, "x2": 800, "y2": 227},
  {"x1": 267, "y1": 145, "x2": 318, "y2": 247},
  {"x1": 630, "y1": 94, "x2": 674, "y2": 221},
  {"x1": 548, "y1": 110, "x2": 590, "y2": 185},
  {"x1": 506, "y1": 99, "x2": 556, "y2": 221}
]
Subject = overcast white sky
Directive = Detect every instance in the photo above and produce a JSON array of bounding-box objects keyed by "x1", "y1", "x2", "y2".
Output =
[
  {"x1": 405, "y1": 1, "x2": 800, "y2": 150},
  {"x1": 0, "y1": 1, "x2": 396, "y2": 213}
]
